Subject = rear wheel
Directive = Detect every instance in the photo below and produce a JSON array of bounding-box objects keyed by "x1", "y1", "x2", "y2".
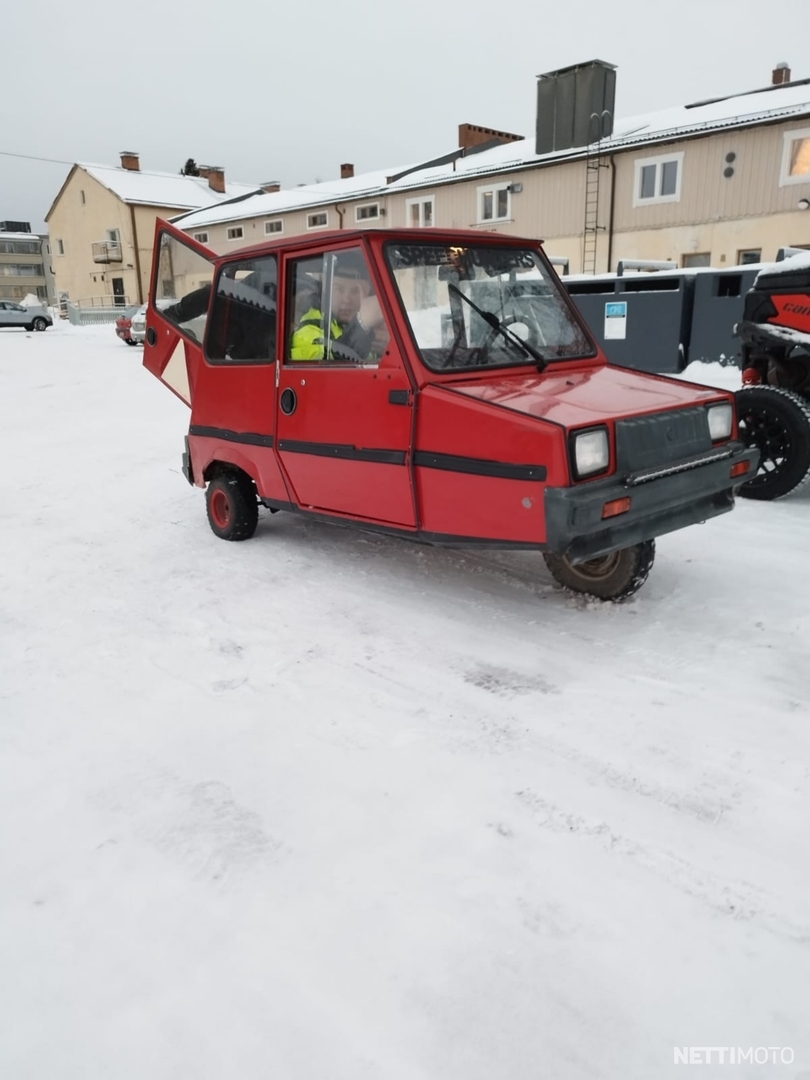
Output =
[
  {"x1": 735, "y1": 386, "x2": 810, "y2": 500},
  {"x1": 32, "y1": 317, "x2": 48, "y2": 331},
  {"x1": 543, "y1": 541, "x2": 656, "y2": 601},
  {"x1": 125, "y1": 338, "x2": 137, "y2": 346},
  {"x1": 205, "y1": 472, "x2": 258, "y2": 541}
]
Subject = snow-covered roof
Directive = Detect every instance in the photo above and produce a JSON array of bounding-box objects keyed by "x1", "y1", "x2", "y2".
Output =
[
  {"x1": 0, "y1": 231, "x2": 44, "y2": 241},
  {"x1": 175, "y1": 80, "x2": 810, "y2": 231},
  {"x1": 77, "y1": 164, "x2": 259, "y2": 210}
]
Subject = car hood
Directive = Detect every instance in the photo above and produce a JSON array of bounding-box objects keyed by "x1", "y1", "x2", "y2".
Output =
[{"x1": 438, "y1": 365, "x2": 727, "y2": 428}]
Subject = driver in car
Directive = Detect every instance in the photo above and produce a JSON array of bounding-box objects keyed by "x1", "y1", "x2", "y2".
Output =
[{"x1": 290, "y1": 250, "x2": 387, "y2": 362}]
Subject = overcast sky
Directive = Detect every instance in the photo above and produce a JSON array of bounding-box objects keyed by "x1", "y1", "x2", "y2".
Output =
[{"x1": 3, "y1": 0, "x2": 810, "y2": 232}]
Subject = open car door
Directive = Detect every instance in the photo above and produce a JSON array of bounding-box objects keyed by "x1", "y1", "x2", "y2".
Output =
[{"x1": 142, "y1": 221, "x2": 218, "y2": 407}]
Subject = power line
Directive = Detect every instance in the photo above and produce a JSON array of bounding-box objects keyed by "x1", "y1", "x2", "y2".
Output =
[{"x1": 0, "y1": 150, "x2": 74, "y2": 166}]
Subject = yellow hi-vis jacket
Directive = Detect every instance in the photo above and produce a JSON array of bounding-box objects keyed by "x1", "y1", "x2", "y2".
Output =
[{"x1": 290, "y1": 308, "x2": 345, "y2": 361}]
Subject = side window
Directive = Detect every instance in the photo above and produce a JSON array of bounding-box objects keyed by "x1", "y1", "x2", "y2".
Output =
[
  {"x1": 205, "y1": 255, "x2": 278, "y2": 364},
  {"x1": 153, "y1": 232, "x2": 215, "y2": 343},
  {"x1": 285, "y1": 246, "x2": 389, "y2": 366}
]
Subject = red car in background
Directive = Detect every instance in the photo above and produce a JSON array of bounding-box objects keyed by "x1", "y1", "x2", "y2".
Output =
[{"x1": 115, "y1": 305, "x2": 140, "y2": 345}]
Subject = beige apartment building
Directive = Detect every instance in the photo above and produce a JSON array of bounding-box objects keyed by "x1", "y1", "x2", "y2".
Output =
[
  {"x1": 45, "y1": 155, "x2": 259, "y2": 309},
  {"x1": 174, "y1": 63, "x2": 810, "y2": 275},
  {"x1": 0, "y1": 222, "x2": 51, "y2": 303}
]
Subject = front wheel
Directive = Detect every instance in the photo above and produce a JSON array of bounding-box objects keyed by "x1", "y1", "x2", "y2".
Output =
[
  {"x1": 735, "y1": 386, "x2": 810, "y2": 500},
  {"x1": 205, "y1": 473, "x2": 258, "y2": 541},
  {"x1": 32, "y1": 317, "x2": 48, "y2": 331},
  {"x1": 543, "y1": 541, "x2": 656, "y2": 601}
]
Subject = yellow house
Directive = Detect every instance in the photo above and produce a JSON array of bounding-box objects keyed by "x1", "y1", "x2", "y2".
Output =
[
  {"x1": 45, "y1": 154, "x2": 258, "y2": 309},
  {"x1": 174, "y1": 63, "x2": 810, "y2": 276}
]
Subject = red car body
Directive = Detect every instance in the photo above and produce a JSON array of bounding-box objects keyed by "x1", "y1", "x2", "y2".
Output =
[{"x1": 142, "y1": 221, "x2": 757, "y2": 598}]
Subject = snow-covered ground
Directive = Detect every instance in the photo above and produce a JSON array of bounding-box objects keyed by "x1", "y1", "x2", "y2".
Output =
[{"x1": 2, "y1": 324, "x2": 809, "y2": 1080}]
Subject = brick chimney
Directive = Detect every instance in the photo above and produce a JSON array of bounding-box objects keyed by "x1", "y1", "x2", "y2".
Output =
[
  {"x1": 262, "y1": 181, "x2": 281, "y2": 193},
  {"x1": 772, "y1": 62, "x2": 791, "y2": 85},
  {"x1": 120, "y1": 151, "x2": 140, "y2": 171},
  {"x1": 201, "y1": 166, "x2": 225, "y2": 194},
  {"x1": 340, "y1": 163, "x2": 354, "y2": 179},
  {"x1": 458, "y1": 123, "x2": 523, "y2": 151}
]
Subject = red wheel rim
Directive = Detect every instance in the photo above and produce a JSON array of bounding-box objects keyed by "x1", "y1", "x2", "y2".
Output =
[{"x1": 210, "y1": 488, "x2": 231, "y2": 528}]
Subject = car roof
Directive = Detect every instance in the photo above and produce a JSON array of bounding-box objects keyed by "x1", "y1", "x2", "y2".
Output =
[{"x1": 217, "y1": 227, "x2": 546, "y2": 263}]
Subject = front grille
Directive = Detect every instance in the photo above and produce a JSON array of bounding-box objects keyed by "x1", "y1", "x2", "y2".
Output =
[{"x1": 615, "y1": 407, "x2": 712, "y2": 474}]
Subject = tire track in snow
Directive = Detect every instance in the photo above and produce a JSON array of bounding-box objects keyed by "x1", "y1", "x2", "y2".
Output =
[{"x1": 516, "y1": 789, "x2": 810, "y2": 945}]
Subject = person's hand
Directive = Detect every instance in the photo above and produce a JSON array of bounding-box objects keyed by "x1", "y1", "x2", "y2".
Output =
[{"x1": 358, "y1": 295, "x2": 384, "y2": 329}]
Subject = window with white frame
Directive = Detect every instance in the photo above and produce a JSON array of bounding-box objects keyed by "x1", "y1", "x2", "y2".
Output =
[
  {"x1": 781, "y1": 127, "x2": 810, "y2": 185},
  {"x1": 406, "y1": 197, "x2": 434, "y2": 227},
  {"x1": 227, "y1": 226, "x2": 244, "y2": 241},
  {"x1": 477, "y1": 183, "x2": 510, "y2": 224},
  {"x1": 265, "y1": 220, "x2": 283, "y2": 235},
  {"x1": 193, "y1": 231, "x2": 210, "y2": 244},
  {"x1": 737, "y1": 248, "x2": 762, "y2": 265},
  {"x1": 307, "y1": 211, "x2": 329, "y2": 229},
  {"x1": 106, "y1": 228, "x2": 120, "y2": 244},
  {"x1": 633, "y1": 153, "x2": 684, "y2": 206},
  {"x1": 355, "y1": 203, "x2": 380, "y2": 222}
]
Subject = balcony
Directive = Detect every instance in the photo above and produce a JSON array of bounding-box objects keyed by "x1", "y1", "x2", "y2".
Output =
[{"x1": 92, "y1": 241, "x2": 123, "y2": 264}]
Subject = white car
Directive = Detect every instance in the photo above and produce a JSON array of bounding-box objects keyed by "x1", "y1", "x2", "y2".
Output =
[
  {"x1": 129, "y1": 299, "x2": 178, "y2": 343},
  {"x1": 0, "y1": 300, "x2": 52, "y2": 331}
]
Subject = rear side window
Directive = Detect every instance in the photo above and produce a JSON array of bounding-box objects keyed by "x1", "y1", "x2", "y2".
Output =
[{"x1": 206, "y1": 255, "x2": 278, "y2": 364}]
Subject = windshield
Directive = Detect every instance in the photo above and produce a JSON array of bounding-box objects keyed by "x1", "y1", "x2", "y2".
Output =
[{"x1": 385, "y1": 242, "x2": 595, "y2": 372}]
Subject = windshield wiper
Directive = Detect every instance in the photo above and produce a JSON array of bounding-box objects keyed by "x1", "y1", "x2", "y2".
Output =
[{"x1": 447, "y1": 284, "x2": 547, "y2": 370}]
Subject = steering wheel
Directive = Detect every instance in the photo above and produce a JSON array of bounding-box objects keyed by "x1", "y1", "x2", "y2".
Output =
[{"x1": 480, "y1": 312, "x2": 546, "y2": 354}]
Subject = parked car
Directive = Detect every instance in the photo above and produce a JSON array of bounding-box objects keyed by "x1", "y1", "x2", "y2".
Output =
[
  {"x1": 0, "y1": 301, "x2": 52, "y2": 331},
  {"x1": 115, "y1": 304, "x2": 141, "y2": 345},
  {"x1": 142, "y1": 223, "x2": 757, "y2": 602},
  {"x1": 130, "y1": 299, "x2": 175, "y2": 344}
]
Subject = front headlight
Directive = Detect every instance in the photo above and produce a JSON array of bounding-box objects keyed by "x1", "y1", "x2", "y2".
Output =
[
  {"x1": 708, "y1": 403, "x2": 733, "y2": 441},
  {"x1": 573, "y1": 427, "x2": 609, "y2": 478}
]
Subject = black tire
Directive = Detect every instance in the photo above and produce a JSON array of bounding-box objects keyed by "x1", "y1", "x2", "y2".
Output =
[
  {"x1": 543, "y1": 540, "x2": 656, "y2": 602},
  {"x1": 205, "y1": 472, "x2": 258, "y2": 541},
  {"x1": 32, "y1": 317, "x2": 48, "y2": 332},
  {"x1": 735, "y1": 386, "x2": 810, "y2": 500},
  {"x1": 125, "y1": 338, "x2": 137, "y2": 346}
]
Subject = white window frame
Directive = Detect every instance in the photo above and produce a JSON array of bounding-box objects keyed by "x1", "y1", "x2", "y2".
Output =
[
  {"x1": 307, "y1": 211, "x2": 329, "y2": 230},
  {"x1": 226, "y1": 226, "x2": 244, "y2": 242},
  {"x1": 355, "y1": 203, "x2": 380, "y2": 223},
  {"x1": 633, "y1": 152, "x2": 684, "y2": 207},
  {"x1": 405, "y1": 196, "x2": 435, "y2": 227},
  {"x1": 780, "y1": 126, "x2": 810, "y2": 187},
  {"x1": 476, "y1": 182, "x2": 511, "y2": 224},
  {"x1": 737, "y1": 248, "x2": 762, "y2": 265},
  {"x1": 193, "y1": 231, "x2": 210, "y2": 244},
  {"x1": 264, "y1": 219, "x2": 283, "y2": 235}
]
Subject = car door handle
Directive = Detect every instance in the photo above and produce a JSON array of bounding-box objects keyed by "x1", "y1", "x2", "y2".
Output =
[{"x1": 388, "y1": 390, "x2": 411, "y2": 405}]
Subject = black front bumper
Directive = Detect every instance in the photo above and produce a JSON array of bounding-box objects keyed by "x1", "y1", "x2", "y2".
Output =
[{"x1": 545, "y1": 441, "x2": 759, "y2": 562}]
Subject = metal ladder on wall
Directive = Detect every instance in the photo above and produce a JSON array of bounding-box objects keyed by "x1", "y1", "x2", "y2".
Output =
[{"x1": 582, "y1": 135, "x2": 608, "y2": 275}]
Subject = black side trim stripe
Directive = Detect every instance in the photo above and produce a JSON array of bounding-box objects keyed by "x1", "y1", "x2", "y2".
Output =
[
  {"x1": 414, "y1": 451, "x2": 547, "y2": 481},
  {"x1": 278, "y1": 440, "x2": 406, "y2": 465},
  {"x1": 190, "y1": 425, "x2": 274, "y2": 447}
]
